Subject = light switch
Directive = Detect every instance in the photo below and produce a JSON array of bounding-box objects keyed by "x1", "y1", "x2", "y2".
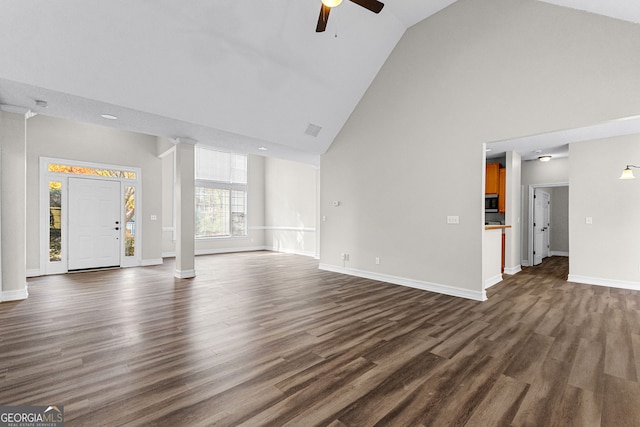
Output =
[
  {"x1": 447, "y1": 216, "x2": 459, "y2": 224},
  {"x1": 585, "y1": 217, "x2": 593, "y2": 225},
  {"x1": 151, "y1": 215, "x2": 157, "y2": 221}
]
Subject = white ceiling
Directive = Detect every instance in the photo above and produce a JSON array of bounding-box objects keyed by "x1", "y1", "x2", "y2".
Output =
[{"x1": 1, "y1": 0, "x2": 639, "y2": 165}]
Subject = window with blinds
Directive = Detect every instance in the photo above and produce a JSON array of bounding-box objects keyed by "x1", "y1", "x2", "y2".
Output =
[{"x1": 195, "y1": 147, "x2": 247, "y2": 238}]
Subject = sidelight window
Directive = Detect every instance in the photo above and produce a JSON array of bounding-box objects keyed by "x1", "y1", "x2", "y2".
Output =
[{"x1": 49, "y1": 181, "x2": 62, "y2": 262}]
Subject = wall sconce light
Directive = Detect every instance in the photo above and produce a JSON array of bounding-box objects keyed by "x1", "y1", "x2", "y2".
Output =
[{"x1": 620, "y1": 165, "x2": 640, "y2": 180}]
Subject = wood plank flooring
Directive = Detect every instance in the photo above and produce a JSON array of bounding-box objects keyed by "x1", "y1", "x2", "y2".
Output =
[{"x1": 1, "y1": 253, "x2": 639, "y2": 426}]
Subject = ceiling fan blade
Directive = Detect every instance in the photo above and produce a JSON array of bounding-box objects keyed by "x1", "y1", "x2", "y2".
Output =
[
  {"x1": 349, "y1": 0, "x2": 384, "y2": 14},
  {"x1": 316, "y1": 4, "x2": 331, "y2": 32}
]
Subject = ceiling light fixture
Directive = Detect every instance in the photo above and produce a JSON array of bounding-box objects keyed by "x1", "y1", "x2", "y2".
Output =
[
  {"x1": 620, "y1": 165, "x2": 640, "y2": 180},
  {"x1": 101, "y1": 114, "x2": 118, "y2": 120},
  {"x1": 538, "y1": 155, "x2": 552, "y2": 162},
  {"x1": 321, "y1": 0, "x2": 343, "y2": 7}
]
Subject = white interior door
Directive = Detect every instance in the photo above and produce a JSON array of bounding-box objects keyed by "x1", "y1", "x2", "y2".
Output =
[
  {"x1": 542, "y1": 192, "x2": 551, "y2": 259},
  {"x1": 533, "y1": 190, "x2": 550, "y2": 266},
  {"x1": 68, "y1": 178, "x2": 121, "y2": 270}
]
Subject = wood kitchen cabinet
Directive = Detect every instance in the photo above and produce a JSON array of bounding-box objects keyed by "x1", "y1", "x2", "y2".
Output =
[
  {"x1": 499, "y1": 167, "x2": 506, "y2": 213},
  {"x1": 486, "y1": 163, "x2": 500, "y2": 194}
]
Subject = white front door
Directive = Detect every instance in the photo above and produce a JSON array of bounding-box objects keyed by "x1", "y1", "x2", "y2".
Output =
[{"x1": 68, "y1": 178, "x2": 121, "y2": 270}]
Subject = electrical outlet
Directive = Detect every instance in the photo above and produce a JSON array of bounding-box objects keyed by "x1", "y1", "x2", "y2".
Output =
[
  {"x1": 586, "y1": 217, "x2": 593, "y2": 225},
  {"x1": 375, "y1": 257, "x2": 380, "y2": 265}
]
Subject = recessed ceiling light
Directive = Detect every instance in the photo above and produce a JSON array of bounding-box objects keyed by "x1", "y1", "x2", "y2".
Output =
[
  {"x1": 258, "y1": 146, "x2": 268, "y2": 151},
  {"x1": 101, "y1": 114, "x2": 118, "y2": 120}
]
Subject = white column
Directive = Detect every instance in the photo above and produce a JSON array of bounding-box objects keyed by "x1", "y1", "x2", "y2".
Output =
[
  {"x1": 505, "y1": 150, "x2": 522, "y2": 274},
  {"x1": 0, "y1": 108, "x2": 28, "y2": 301},
  {"x1": 173, "y1": 139, "x2": 196, "y2": 279}
]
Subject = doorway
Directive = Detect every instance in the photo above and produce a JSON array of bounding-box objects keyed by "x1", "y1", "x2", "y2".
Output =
[
  {"x1": 527, "y1": 183, "x2": 569, "y2": 266},
  {"x1": 40, "y1": 157, "x2": 141, "y2": 275}
]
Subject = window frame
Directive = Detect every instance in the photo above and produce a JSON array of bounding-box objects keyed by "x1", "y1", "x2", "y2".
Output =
[{"x1": 194, "y1": 148, "x2": 248, "y2": 240}]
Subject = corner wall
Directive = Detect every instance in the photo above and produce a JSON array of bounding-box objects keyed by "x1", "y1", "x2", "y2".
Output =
[
  {"x1": 320, "y1": 0, "x2": 640, "y2": 300},
  {"x1": 264, "y1": 157, "x2": 319, "y2": 258},
  {"x1": 569, "y1": 135, "x2": 640, "y2": 288}
]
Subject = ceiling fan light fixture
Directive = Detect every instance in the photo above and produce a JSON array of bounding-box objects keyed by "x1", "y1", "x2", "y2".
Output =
[{"x1": 321, "y1": 0, "x2": 343, "y2": 7}]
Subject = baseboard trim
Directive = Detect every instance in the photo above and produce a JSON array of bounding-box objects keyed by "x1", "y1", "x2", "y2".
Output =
[
  {"x1": 318, "y1": 264, "x2": 486, "y2": 301},
  {"x1": 258, "y1": 226, "x2": 317, "y2": 232},
  {"x1": 504, "y1": 265, "x2": 522, "y2": 275},
  {"x1": 174, "y1": 269, "x2": 196, "y2": 279},
  {"x1": 1, "y1": 287, "x2": 29, "y2": 302},
  {"x1": 264, "y1": 246, "x2": 316, "y2": 258},
  {"x1": 195, "y1": 246, "x2": 269, "y2": 256},
  {"x1": 141, "y1": 258, "x2": 163, "y2": 267},
  {"x1": 521, "y1": 260, "x2": 530, "y2": 267},
  {"x1": 568, "y1": 274, "x2": 640, "y2": 291},
  {"x1": 26, "y1": 269, "x2": 41, "y2": 278},
  {"x1": 485, "y1": 274, "x2": 503, "y2": 289},
  {"x1": 163, "y1": 246, "x2": 270, "y2": 259},
  {"x1": 550, "y1": 251, "x2": 569, "y2": 257}
]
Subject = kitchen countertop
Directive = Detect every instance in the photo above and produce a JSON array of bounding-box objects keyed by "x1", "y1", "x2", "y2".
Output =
[{"x1": 484, "y1": 225, "x2": 512, "y2": 231}]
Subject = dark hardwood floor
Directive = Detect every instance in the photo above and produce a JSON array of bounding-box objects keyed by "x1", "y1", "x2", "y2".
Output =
[{"x1": 1, "y1": 253, "x2": 639, "y2": 426}]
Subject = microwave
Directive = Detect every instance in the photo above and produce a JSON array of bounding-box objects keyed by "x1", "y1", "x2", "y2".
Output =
[{"x1": 485, "y1": 194, "x2": 498, "y2": 213}]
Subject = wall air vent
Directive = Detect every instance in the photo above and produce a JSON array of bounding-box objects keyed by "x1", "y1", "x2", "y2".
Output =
[{"x1": 304, "y1": 123, "x2": 322, "y2": 137}]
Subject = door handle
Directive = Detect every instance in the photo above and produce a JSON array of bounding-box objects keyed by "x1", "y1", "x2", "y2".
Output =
[{"x1": 115, "y1": 227, "x2": 120, "y2": 231}]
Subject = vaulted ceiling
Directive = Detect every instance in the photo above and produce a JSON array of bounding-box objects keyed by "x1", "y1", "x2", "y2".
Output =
[{"x1": 1, "y1": 1, "x2": 639, "y2": 165}]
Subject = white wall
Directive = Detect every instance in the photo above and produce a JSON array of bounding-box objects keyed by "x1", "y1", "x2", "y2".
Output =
[
  {"x1": 160, "y1": 150, "x2": 266, "y2": 256},
  {"x1": 569, "y1": 135, "x2": 640, "y2": 288},
  {"x1": 320, "y1": 0, "x2": 640, "y2": 300},
  {"x1": 0, "y1": 110, "x2": 27, "y2": 300},
  {"x1": 264, "y1": 157, "x2": 318, "y2": 258},
  {"x1": 26, "y1": 115, "x2": 163, "y2": 270}
]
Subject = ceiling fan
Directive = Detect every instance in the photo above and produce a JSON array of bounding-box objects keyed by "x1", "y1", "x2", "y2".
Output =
[{"x1": 316, "y1": 0, "x2": 385, "y2": 32}]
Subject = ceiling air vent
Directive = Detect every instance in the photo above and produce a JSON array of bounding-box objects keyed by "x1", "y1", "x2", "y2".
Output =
[{"x1": 304, "y1": 123, "x2": 322, "y2": 137}]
